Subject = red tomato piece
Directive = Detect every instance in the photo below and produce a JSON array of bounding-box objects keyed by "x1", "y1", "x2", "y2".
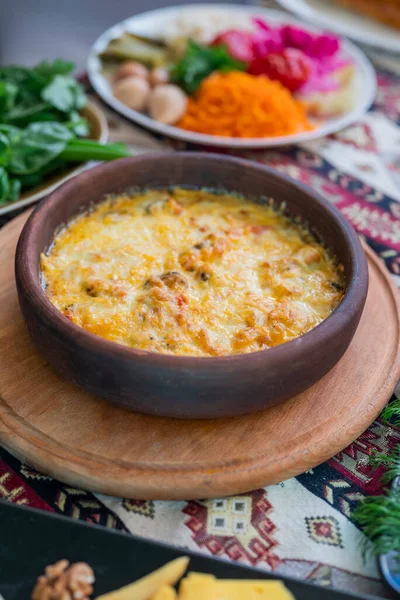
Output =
[
  {"x1": 177, "y1": 295, "x2": 187, "y2": 308},
  {"x1": 250, "y1": 225, "x2": 269, "y2": 234},
  {"x1": 212, "y1": 30, "x2": 255, "y2": 62},
  {"x1": 248, "y1": 48, "x2": 312, "y2": 92}
]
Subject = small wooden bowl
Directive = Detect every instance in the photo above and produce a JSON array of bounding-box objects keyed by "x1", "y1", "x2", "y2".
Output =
[{"x1": 15, "y1": 153, "x2": 368, "y2": 419}]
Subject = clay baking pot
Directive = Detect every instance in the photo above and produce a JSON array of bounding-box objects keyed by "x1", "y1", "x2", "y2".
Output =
[{"x1": 15, "y1": 153, "x2": 368, "y2": 418}]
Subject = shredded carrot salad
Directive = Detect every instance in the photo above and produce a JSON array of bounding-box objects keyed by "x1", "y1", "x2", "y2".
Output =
[{"x1": 177, "y1": 71, "x2": 313, "y2": 138}]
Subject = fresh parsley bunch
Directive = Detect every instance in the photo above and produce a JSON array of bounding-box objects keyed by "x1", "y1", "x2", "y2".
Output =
[{"x1": 0, "y1": 59, "x2": 129, "y2": 204}]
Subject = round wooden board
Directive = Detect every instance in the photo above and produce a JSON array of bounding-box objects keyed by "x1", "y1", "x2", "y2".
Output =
[{"x1": 0, "y1": 211, "x2": 399, "y2": 500}]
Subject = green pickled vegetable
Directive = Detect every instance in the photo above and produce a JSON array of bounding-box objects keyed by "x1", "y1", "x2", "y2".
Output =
[{"x1": 100, "y1": 32, "x2": 169, "y2": 68}]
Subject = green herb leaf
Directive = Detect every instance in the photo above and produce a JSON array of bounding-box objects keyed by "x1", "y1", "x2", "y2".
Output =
[
  {"x1": 0, "y1": 61, "x2": 75, "y2": 104},
  {"x1": 171, "y1": 40, "x2": 246, "y2": 95},
  {"x1": 0, "y1": 59, "x2": 126, "y2": 198},
  {"x1": 60, "y1": 139, "x2": 130, "y2": 162},
  {"x1": 381, "y1": 400, "x2": 400, "y2": 427},
  {"x1": 26, "y1": 121, "x2": 74, "y2": 141},
  {"x1": 8, "y1": 178, "x2": 21, "y2": 201},
  {"x1": 8, "y1": 139, "x2": 65, "y2": 175},
  {"x1": 33, "y1": 59, "x2": 75, "y2": 79},
  {"x1": 6, "y1": 101, "x2": 51, "y2": 125},
  {"x1": 17, "y1": 156, "x2": 68, "y2": 188},
  {"x1": 353, "y1": 490, "x2": 400, "y2": 560},
  {"x1": 351, "y1": 396, "x2": 400, "y2": 565},
  {"x1": 67, "y1": 111, "x2": 90, "y2": 137},
  {"x1": 42, "y1": 75, "x2": 87, "y2": 113},
  {"x1": 0, "y1": 124, "x2": 21, "y2": 147},
  {"x1": 0, "y1": 131, "x2": 11, "y2": 166},
  {"x1": 0, "y1": 124, "x2": 20, "y2": 136},
  {"x1": 0, "y1": 66, "x2": 48, "y2": 109},
  {"x1": 0, "y1": 81, "x2": 18, "y2": 115},
  {"x1": 8, "y1": 122, "x2": 72, "y2": 175},
  {"x1": 0, "y1": 166, "x2": 9, "y2": 202},
  {"x1": 372, "y1": 448, "x2": 400, "y2": 485},
  {"x1": 0, "y1": 66, "x2": 32, "y2": 87}
]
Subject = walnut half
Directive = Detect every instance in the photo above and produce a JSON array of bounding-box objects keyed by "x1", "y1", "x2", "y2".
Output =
[{"x1": 31, "y1": 560, "x2": 95, "y2": 600}]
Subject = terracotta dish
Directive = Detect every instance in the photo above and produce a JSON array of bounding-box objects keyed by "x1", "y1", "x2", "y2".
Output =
[{"x1": 15, "y1": 153, "x2": 368, "y2": 418}]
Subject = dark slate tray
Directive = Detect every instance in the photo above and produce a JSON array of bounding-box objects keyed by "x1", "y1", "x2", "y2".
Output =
[{"x1": 0, "y1": 500, "x2": 389, "y2": 600}]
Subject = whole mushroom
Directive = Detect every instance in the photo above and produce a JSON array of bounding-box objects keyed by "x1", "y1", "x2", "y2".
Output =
[
  {"x1": 113, "y1": 76, "x2": 150, "y2": 111},
  {"x1": 148, "y1": 84, "x2": 188, "y2": 125},
  {"x1": 149, "y1": 67, "x2": 170, "y2": 87},
  {"x1": 114, "y1": 61, "x2": 149, "y2": 82}
]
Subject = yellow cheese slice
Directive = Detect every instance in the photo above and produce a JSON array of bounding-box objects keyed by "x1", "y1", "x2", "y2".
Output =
[
  {"x1": 179, "y1": 573, "x2": 295, "y2": 600},
  {"x1": 152, "y1": 584, "x2": 177, "y2": 600},
  {"x1": 96, "y1": 557, "x2": 189, "y2": 600}
]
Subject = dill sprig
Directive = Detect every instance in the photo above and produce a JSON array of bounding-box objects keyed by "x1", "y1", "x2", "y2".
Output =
[
  {"x1": 370, "y1": 448, "x2": 400, "y2": 485},
  {"x1": 381, "y1": 401, "x2": 400, "y2": 428},
  {"x1": 352, "y1": 396, "x2": 400, "y2": 561},
  {"x1": 353, "y1": 491, "x2": 400, "y2": 559}
]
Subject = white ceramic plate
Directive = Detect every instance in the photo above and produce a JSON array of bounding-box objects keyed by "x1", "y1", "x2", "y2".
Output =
[
  {"x1": 0, "y1": 103, "x2": 109, "y2": 217},
  {"x1": 276, "y1": 0, "x2": 400, "y2": 54},
  {"x1": 87, "y1": 4, "x2": 377, "y2": 150}
]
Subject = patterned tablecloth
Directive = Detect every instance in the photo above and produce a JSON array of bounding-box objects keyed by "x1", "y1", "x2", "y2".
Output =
[{"x1": 1, "y1": 25, "x2": 400, "y2": 600}]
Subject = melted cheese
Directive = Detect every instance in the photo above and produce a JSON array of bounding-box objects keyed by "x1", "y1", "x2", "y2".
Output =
[{"x1": 41, "y1": 189, "x2": 344, "y2": 357}]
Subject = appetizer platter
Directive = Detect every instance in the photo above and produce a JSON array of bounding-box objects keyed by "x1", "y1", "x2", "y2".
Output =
[
  {"x1": 277, "y1": 0, "x2": 400, "y2": 54},
  {"x1": 0, "y1": 502, "x2": 377, "y2": 600},
  {"x1": 87, "y1": 4, "x2": 377, "y2": 149},
  {"x1": 0, "y1": 154, "x2": 398, "y2": 500},
  {"x1": 0, "y1": 60, "x2": 129, "y2": 215}
]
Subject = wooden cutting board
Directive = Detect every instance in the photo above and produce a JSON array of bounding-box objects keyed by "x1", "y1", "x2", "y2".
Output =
[{"x1": 0, "y1": 210, "x2": 399, "y2": 500}]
